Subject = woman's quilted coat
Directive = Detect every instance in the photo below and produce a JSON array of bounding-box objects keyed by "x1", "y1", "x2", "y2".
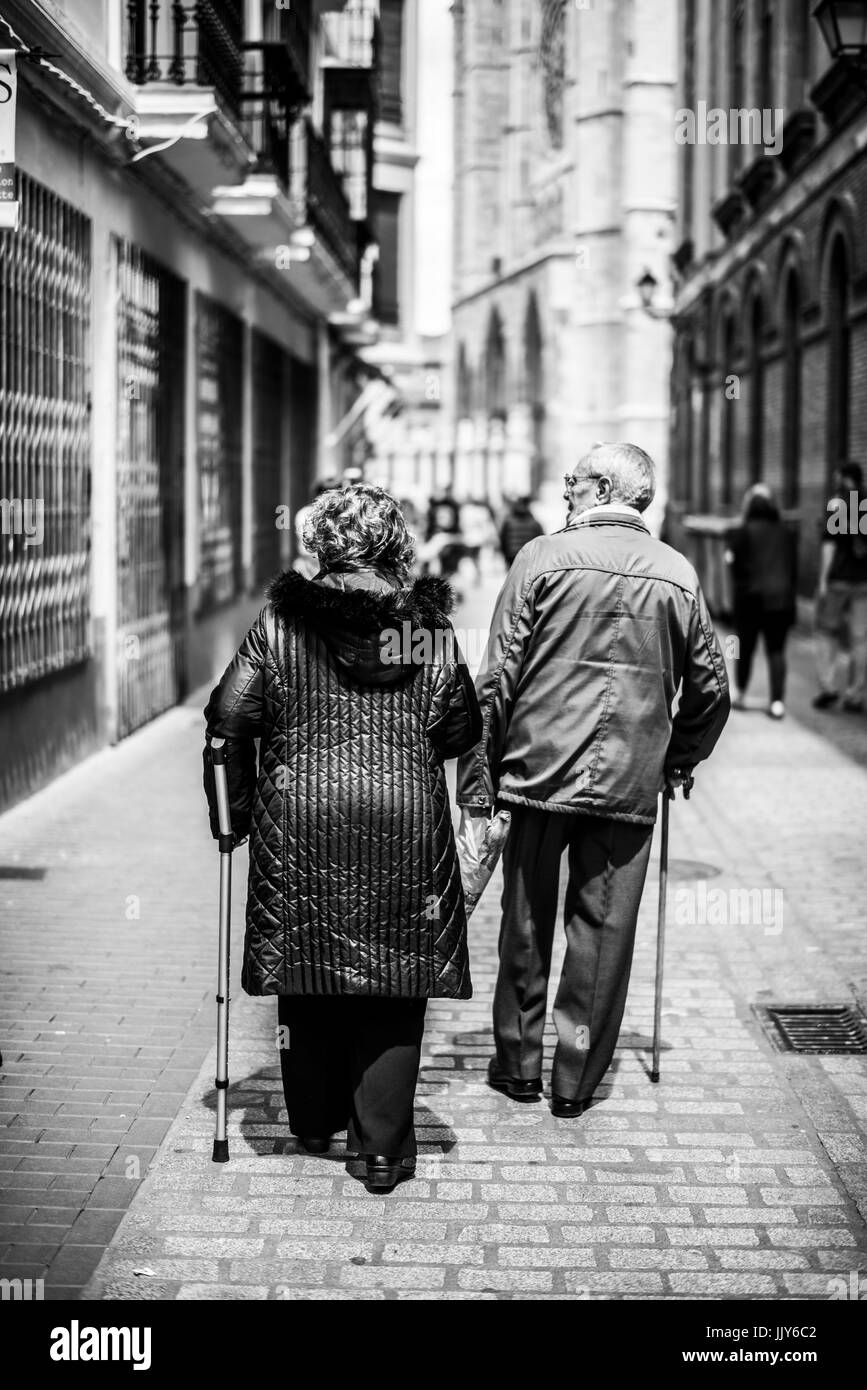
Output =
[{"x1": 203, "y1": 568, "x2": 482, "y2": 1000}]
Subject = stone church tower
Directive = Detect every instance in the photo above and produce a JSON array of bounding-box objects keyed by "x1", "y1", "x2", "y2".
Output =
[{"x1": 452, "y1": 0, "x2": 677, "y2": 532}]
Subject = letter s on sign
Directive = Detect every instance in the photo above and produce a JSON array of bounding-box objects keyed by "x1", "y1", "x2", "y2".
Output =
[{"x1": 0, "y1": 63, "x2": 13, "y2": 104}]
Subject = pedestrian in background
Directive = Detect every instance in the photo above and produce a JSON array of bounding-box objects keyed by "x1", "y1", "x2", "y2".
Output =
[
  {"x1": 725, "y1": 484, "x2": 798, "y2": 720},
  {"x1": 498, "y1": 494, "x2": 544, "y2": 566},
  {"x1": 458, "y1": 443, "x2": 729, "y2": 1117},
  {"x1": 813, "y1": 461, "x2": 867, "y2": 713},
  {"x1": 460, "y1": 496, "x2": 498, "y2": 583},
  {"x1": 204, "y1": 485, "x2": 481, "y2": 1191}
]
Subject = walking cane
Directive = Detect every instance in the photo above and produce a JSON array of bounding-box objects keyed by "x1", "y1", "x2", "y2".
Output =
[
  {"x1": 209, "y1": 737, "x2": 233, "y2": 1162},
  {"x1": 650, "y1": 771, "x2": 693, "y2": 1084}
]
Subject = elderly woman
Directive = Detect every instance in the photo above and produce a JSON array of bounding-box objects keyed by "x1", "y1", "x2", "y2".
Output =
[{"x1": 203, "y1": 485, "x2": 481, "y2": 1191}]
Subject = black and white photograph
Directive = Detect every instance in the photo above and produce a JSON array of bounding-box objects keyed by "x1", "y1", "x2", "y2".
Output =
[{"x1": 0, "y1": 0, "x2": 866, "y2": 1360}]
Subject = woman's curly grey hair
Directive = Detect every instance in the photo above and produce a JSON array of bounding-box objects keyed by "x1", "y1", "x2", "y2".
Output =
[{"x1": 301, "y1": 483, "x2": 416, "y2": 582}]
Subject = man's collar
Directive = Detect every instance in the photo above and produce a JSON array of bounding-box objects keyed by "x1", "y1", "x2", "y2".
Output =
[{"x1": 567, "y1": 502, "x2": 646, "y2": 528}]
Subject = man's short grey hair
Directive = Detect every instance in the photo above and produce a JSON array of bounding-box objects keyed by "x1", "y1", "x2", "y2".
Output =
[{"x1": 579, "y1": 442, "x2": 656, "y2": 512}]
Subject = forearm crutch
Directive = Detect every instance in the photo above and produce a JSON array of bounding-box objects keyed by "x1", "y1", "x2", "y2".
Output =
[
  {"x1": 209, "y1": 737, "x2": 233, "y2": 1162},
  {"x1": 651, "y1": 773, "x2": 693, "y2": 1084}
]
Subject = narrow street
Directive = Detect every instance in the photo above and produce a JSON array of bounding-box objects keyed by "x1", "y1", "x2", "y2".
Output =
[{"x1": 2, "y1": 566, "x2": 865, "y2": 1300}]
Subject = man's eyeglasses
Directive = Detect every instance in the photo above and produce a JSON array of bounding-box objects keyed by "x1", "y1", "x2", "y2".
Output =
[{"x1": 564, "y1": 472, "x2": 604, "y2": 490}]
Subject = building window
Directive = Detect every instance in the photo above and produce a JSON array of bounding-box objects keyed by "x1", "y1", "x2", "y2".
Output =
[
  {"x1": 457, "y1": 343, "x2": 472, "y2": 418},
  {"x1": 115, "y1": 239, "x2": 187, "y2": 738},
  {"x1": 729, "y1": 0, "x2": 746, "y2": 182},
  {"x1": 372, "y1": 190, "x2": 401, "y2": 326},
  {"x1": 251, "y1": 330, "x2": 286, "y2": 587},
  {"x1": 748, "y1": 292, "x2": 764, "y2": 483},
  {"x1": 826, "y1": 238, "x2": 851, "y2": 477},
  {"x1": 720, "y1": 315, "x2": 736, "y2": 508},
  {"x1": 782, "y1": 274, "x2": 801, "y2": 508},
  {"x1": 196, "y1": 294, "x2": 244, "y2": 612},
  {"x1": 330, "y1": 109, "x2": 370, "y2": 221},
  {"x1": 679, "y1": 337, "x2": 696, "y2": 506},
  {"x1": 759, "y1": 0, "x2": 774, "y2": 112},
  {"x1": 683, "y1": 0, "x2": 696, "y2": 245},
  {"x1": 379, "y1": 0, "x2": 404, "y2": 125},
  {"x1": 540, "y1": 0, "x2": 567, "y2": 150},
  {"x1": 484, "y1": 309, "x2": 507, "y2": 420},
  {"x1": 0, "y1": 173, "x2": 92, "y2": 693}
]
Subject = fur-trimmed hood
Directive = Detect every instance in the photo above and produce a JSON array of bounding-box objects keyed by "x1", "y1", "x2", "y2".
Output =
[{"x1": 266, "y1": 567, "x2": 458, "y2": 686}]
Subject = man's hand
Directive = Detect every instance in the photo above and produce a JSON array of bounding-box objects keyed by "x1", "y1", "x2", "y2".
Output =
[{"x1": 665, "y1": 768, "x2": 694, "y2": 800}]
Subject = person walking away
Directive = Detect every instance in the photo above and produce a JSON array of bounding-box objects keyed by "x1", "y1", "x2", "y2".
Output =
[
  {"x1": 461, "y1": 497, "x2": 497, "y2": 584},
  {"x1": 725, "y1": 484, "x2": 797, "y2": 719},
  {"x1": 203, "y1": 485, "x2": 481, "y2": 1191},
  {"x1": 499, "y1": 495, "x2": 544, "y2": 567},
  {"x1": 457, "y1": 443, "x2": 730, "y2": 1117},
  {"x1": 813, "y1": 461, "x2": 867, "y2": 713}
]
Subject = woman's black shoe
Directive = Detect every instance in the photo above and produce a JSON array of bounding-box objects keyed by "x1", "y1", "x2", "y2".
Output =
[
  {"x1": 297, "y1": 1135, "x2": 330, "y2": 1154},
  {"x1": 364, "y1": 1155, "x2": 416, "y2": 1191},
  {"x1": 487, "y1": 1058, "x2": 543, "y2": 1101},
  {"x1": 550, "y1": 1094, "x2": 593, "y2": 1118}
]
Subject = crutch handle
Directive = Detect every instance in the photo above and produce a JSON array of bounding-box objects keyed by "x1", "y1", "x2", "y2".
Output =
[{"x1": 208, "y1": 736, "x2": 235, "y2": 851}]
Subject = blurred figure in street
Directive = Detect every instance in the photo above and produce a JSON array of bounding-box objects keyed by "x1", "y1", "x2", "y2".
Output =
[
  {"x1": 204, "y1": 485, "x2": 481, "y2": 1192},
  {"x1": 813, "y1": 461, "x2": 867, "y2": 713},
  {"x1": 460, "y1": 496, "x2": 498, "y2": 583},
  {"x1": 420, "y1": 484, "x2": 466, "y2": 591},
  {"x1": 425, "y1": 484, "x2": 461, "y2": 542},
  {"x1": 498, "y1": 494, "x2": 544, "y2": 567},
  {"x1": 725, "y1": 484, "x2": 798, "y2": 720},
  {"x1": 293, "y1": 477, "x2": 340, "y2": 579},
  {"x1": 458, "y1": 443, "x2": 730, "y2": 1118}
]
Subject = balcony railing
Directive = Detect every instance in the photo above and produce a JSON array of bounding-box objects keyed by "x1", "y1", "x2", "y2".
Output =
[
  {"x1": 125, "y1": 0, "x2": 244, "y2": 122},
  {"x1": 291, "y1": 118, "x2": 357, "y2": 287}
]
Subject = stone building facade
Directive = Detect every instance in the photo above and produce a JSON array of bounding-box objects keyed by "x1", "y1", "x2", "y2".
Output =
[
  {"x1": 668, "y1": 0, "x2": 867, "y2": 610},
  {"x1": 451, "y1": 0, "x2": 677, "y2": 531}
]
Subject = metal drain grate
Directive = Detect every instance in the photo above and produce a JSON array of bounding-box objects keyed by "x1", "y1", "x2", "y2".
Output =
[{"x1": 755, "y1": 1004, "x2": 867, "y2": 1055}]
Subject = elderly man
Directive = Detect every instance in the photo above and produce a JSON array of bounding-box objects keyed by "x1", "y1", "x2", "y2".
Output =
[{"x1": 457, "y1": 442, "x2": 730, "y2": 1115}]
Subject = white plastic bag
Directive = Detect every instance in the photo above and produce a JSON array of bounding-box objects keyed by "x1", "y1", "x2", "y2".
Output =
[{"x1": 456, "y1": 808, "x2": 511, "y2": 917}]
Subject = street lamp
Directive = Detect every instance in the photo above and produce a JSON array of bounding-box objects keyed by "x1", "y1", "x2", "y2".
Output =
[
  {"x1": 814, "y1": 1, "x2": 867, "y2": 88},
  {"x1": 636, "y1": 268, "x2": 675, "y2": 321}
]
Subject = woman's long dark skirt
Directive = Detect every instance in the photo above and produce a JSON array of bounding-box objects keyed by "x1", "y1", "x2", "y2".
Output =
[{"x1": 277, "y1": 995, "x2": 427, "y2": 1159}]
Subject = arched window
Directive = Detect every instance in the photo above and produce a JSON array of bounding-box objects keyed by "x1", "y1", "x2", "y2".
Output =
[
  {"x1": 524, "y1": 294, "x2": 545, "y2": 491},
  {"x1": 679, "y1": 335, "x2": 695, "y2": 506},
  {"x1": 484, "y1": 309, "x2": 507, "y2": 421},
  {"x1": 826, "y1": 237, "x2": 851, "y2": 478},
  {"x1": 782, "y1": 274, "x2": 802, "y2": 508},
  {"x1": 457, "y1": 342, "x2": 472, "y2": 419},
  {"x1": 748, "y1": 291, "x2": 764, "y2": 484},
  {"x1": 720, "y1": 313, "x2": 736, "y2": 508}
]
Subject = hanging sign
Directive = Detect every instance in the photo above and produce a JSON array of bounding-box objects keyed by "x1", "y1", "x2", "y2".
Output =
[{"x1": 0, "y1": 50, "x2": 19, "y2": 231}]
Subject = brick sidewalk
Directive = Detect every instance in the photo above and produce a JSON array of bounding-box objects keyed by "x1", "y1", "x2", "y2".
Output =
[
  {"x1": 0, "y1": 690, "x2": 225, "y2": 1296},
  {"x1": 85, "y1": 571, "x2": 867, "y2": 1302},
  {"x1": 3, "y1": 563, "x2": 867, "y2": 1300}
]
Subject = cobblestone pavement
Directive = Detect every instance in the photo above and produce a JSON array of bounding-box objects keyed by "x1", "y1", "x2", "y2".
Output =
[{"x1": 3, "y1": 559, "x2": 867, "y2": 1301}]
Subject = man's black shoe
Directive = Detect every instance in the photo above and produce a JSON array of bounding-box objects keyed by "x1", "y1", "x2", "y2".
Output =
[
  {"x1": 487, "y1": 1059, "x2": 543, "y2": 1101},
  {"x1": 364, "y1": 1155, "x2": 416, "y2": 1192},
  {"x1": 297, "y1": 1135, "x2": 330, "y2": 1154},
  {"x1": 550, "y1": 1094, "x2": 593, "y2": 1118},
  {"x1": 812, "y1": 692, "x2": 839, "y2": 710}
]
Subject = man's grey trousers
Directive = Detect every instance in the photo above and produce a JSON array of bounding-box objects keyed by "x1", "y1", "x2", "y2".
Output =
[{"x1": 494, "y1": 805, "x2": 655, "y2": 1102}]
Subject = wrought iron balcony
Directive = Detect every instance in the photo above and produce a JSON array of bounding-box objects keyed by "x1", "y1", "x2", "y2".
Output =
[
  {"x1": 243, "y1": 0, "x2": 313, "y2": 114},
  {"x1": 125, "y1": 1, "x2": 245, "y2": 122},
  {"x1": 290, "y1": 118, "x2": 357, "y2": 287}
]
